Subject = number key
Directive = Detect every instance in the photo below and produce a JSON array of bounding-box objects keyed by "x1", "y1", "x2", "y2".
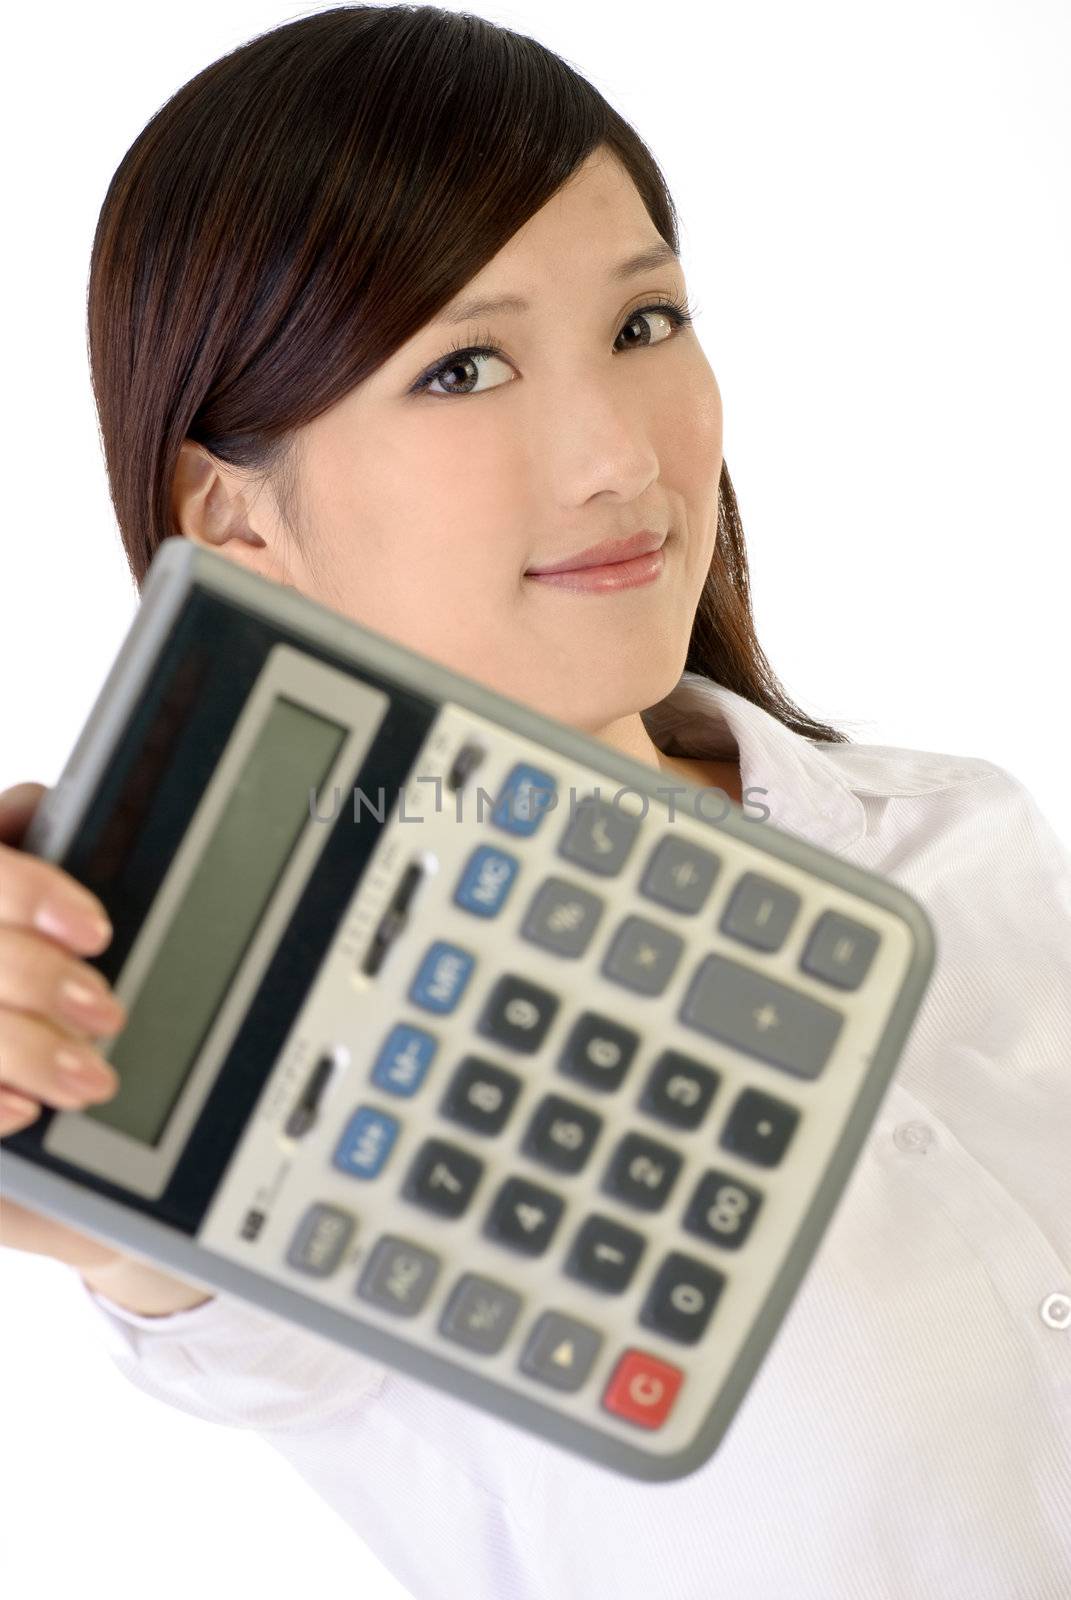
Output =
[
  {"x1": 681, "y1": 1168, "x2": 764, "y2": 1250},
  {"x1": 601, "y1": 1131, "x2": 682, "y2": 1212}
]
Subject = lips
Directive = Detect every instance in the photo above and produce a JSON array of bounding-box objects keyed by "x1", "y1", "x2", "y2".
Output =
[{"x1": 525, "y1": 529, "x2": 666, "y2": 575}]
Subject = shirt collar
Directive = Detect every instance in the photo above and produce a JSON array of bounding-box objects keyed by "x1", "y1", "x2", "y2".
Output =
[{"x1": 640, "y1": 670, "x2": 867, "y2": 852}]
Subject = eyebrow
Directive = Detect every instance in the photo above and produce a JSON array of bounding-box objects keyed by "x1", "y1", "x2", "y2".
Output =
[{"x1": 435, "y1": 241, "x2": 681, "y2": 326}]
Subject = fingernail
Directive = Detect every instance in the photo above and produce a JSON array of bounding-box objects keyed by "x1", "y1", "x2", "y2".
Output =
[
  {"x1": 58, "y1": 978, "x2": 125, "y2": 1028},
  {"x1": 34, "y1": 898, "x2": 112, "y2": 947},
  {"x1": 55, "y1": 1046, "x2": 118, "y2": 1094},
  {"x1": 0, "y1": 1089, "x2": 38, "y2": 1115}
]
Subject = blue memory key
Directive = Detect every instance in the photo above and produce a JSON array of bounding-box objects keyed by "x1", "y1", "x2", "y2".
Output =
[
  {"x1": 453, "y1": 844, "x2": 520, "y2": 916},
  {"x1": 371, "y1": 1024, "x2": 438, "y2": 1095},
  {"x1": 333, "y1": 1106, "x2": 399, "y2": 1178},
  {"x1": 408, "y1": 941, "x2": 475, "y2": 1013},
  {"x1": 491, "y1": 763, "x2": 558, "y2": 836}
]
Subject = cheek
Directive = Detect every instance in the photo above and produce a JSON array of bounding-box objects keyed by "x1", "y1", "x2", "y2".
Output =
[
  {"x1": 650, "y1": 365, "x2": 723, "y2": 587},
  {"x1": 302, "y1": 422, "x2": 522, "y2": 618},
  {"x1": 660, "y1": 362, "x2": 722, "y2": 491},
  {"x1": 309, "y1": 504, "x2": 524, "y2": 681}
]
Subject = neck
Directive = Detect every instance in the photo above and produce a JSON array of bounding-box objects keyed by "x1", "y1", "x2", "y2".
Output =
[{"x1": 590, "y1": 712, "x2": 743, "y2": 808}]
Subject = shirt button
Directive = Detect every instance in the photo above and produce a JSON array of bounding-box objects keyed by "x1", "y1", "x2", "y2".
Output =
[
  {"x1": 1039, "y1": 1292, "x2": 1071, "y2": 1330},
  {"x1": 893, "y1": 1120, "x2": 934, "y2": 1154}
]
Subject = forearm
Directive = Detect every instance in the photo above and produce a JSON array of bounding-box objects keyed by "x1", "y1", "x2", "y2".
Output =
[{"x1": 80, "y1": 1256, "x2": 216, "y2": 1316}]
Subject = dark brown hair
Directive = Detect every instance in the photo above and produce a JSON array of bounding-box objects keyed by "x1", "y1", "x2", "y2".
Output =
[{"x1": 88, "y1": 3, "x2": 851, "y2": 744}]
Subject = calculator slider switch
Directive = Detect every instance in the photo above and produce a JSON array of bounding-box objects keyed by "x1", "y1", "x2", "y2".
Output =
[
  {"x1": 361, "y1": 859, "x2": 427, "y2": 975},
  {"x1": 283, "y1": 1051, "x2": 337, "y2": 1139},
  {"x1": 445, "y1": 741, "x2": 486, "y2": 792}
]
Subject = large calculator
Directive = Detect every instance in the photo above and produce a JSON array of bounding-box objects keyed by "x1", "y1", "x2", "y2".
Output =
[{"x1": 3, "y1": 537, "x2": 936, "y2": 1482}]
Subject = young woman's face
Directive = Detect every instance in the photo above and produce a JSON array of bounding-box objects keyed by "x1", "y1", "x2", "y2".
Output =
[{"x1": 194, "y1": 147, "x2": 723, "y2": 731}]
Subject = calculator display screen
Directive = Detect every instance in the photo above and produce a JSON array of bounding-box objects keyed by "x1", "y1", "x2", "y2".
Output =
[{"x1": 93, "y1": 697, "x2": 348, "y2": 1147}]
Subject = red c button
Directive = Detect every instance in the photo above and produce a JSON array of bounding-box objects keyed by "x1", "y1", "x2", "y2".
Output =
[{"x1": 602, "y1": 1349, "x2": 683, "y2": 1429}]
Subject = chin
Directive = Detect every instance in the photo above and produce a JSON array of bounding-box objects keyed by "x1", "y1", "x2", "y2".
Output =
[{"x1": 534, "y1": 646, "x2": 689, "y2": 732}]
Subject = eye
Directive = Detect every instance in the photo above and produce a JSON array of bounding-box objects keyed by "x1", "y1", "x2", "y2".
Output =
[{"x1": 412, "y1": 296, "x2": 697, "y2": 399}]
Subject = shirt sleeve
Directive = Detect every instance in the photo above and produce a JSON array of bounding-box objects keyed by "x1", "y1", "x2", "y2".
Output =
[
  {"x1": 74, "y1": 1272, "x2": 389, "y2": 1433},
  {"x1": 72, "y1": 1271, "x2": 548, "y2": 1599}
]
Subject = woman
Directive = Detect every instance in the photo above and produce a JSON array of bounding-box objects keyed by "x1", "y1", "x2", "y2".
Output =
[{"x1": 1, "y1": 8, "x2": 1068, "y2": 1596}]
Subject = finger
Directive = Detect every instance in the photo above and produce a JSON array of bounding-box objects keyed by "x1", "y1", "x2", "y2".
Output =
[
  {"x1": 0, "y1": 842, "x2": 113, "y2": 954},
  {"x1": 0, "y1": 925, "x2": 127, "y2": 1038},
  {"x1": 0, "y1": 783, "x2": 48, "y2": 845},
  {"x1": 0, "y1": 1009, "x2": 120, "y2": 1110},
  {"x1": 0, "y1": 1087, "x2": 42, "y2": 1132}
]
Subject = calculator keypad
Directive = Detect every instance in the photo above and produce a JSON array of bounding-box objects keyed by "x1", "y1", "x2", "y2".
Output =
[
  {"x1": 285, "y1": 1203, "x2": 355, "y2": 1276},
  {"x1": 439, "y1": 1056, "x2": 522, "y2": 1135},
  {"x1": 520, "y1": 877, "x2": 605, "y2": 957},
  {"x1": 681, "y1": 1170, "x2": 763, "y2": 1251},
  {"x1": 453, "y1": 845, "x2": 520, "y2": 917},
  {"x1": 491, "y1": 764, "x2": 557, "y2": 836},
  {"x1": 403, "y1": 1138, "x2": 483, "y2": 1216},
  {"x1": 639, "y1": 835, "x2": 721, "y2": 914},
  {"x1": 602, "y1": 1350, "x2": 683, "y2": 1429},
  {"x1": 520, "y1": 1311, "x2": 603, "y2": 1391},
  {"x1": 371, "y1": 1025, "x2": 437, "y2": 1095},
  {"x1": 558, "y1": 1013, "x2": 640, "y2": 1091},
  {"x1": 800, "y1": 908, "x2": 881, "y2": 990},
  {"x1": 485, "y1": 1176, "x2": 565, "y2": 1254},
  {"x1": 521, "y1": 1094, "x2": 603, "y2": 1173},
  {"x1": 408, "y1": 941, "x2": 475, "y2": 1014},
  {"x1": 601, "y1": 914, "x2": 684, "y2": 995},
  {"x1": 333, "y1": 1107, "x2": 399, "y2": 1178},
  {"x1": 558, "y1": 794, "x2": 642, "y2": 875},
  {"x1": 679, "y1": 952, "x2": 844, "y2": 1078},
  {"x1": 358, "y1": 1236, "x2": 440, "y2": 1316},
  {"x1": 720, "y1": 1087, "x2": 800, "y2": 1167},
  {"x1": 638, "y1": 1051, "x2": 721, "y2": 1129},
  {"x1": 477, "y1": 974, "x2": 560, "y2": 1052},
  {"x1": 441, "y1": 1275, "x2": 522, "y2": 1353},
  {"x1": 639, "y1": 1252, "x2": 726, "y2": 1344},
  {"x1": 565, "y1": 1214, "x2": 647, "y2": 1293},
  {"x1": 602, "y1": 1132, "x2": 684, "y2": 1212},
  {"x1": 718, "y1": 870, "x2": 801, "y2": 952},
  {"x1": 201, "y1": 698, "x2": 907, "y2": 1470}
]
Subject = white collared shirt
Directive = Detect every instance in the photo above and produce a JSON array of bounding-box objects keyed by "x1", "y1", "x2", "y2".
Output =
[{"x1": 74, "y1": 672, "x2": 1071, "y2": 1598}]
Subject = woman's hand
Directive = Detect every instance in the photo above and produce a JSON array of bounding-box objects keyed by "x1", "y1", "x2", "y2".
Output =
[
  {"x1": 0, "y1": 781, "x2": 216, "y2": 1313},
  {"x1": 0, "y1": 781, "x2": 133, "y2": 1271}
]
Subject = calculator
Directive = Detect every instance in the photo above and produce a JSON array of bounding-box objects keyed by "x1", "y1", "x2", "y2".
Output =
[{"x1": 3, "y1": 536, "x2": 936, "y2": 1482}]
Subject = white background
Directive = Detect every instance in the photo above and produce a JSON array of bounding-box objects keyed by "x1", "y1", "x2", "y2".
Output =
[{"x1": 1, "y1": 3, "x2": 1067, "y2": 1597}]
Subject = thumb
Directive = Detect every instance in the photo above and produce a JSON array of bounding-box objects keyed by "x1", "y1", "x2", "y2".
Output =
[{"x1": 0, "y1": 783, "x2": 49, "y2": 846}]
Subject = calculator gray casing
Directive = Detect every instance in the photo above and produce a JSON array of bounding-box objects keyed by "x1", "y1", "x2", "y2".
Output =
[{"x1": 3, "y1": 536, "x2": 937, "y2": 1482}]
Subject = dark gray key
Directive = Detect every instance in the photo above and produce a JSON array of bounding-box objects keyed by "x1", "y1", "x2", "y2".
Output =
[
  {"x1": 439, "y1": 1273, "x2": 522, "y2": 1354},
  {"x1": 718, "y1": 871, "x2": 801, "y2": 952},
  {"x1": 285, "y1": 1203, "x2": 356, "y2": 1277},
  {"x1": 519, "y1": 1311, "x2": 603, "y2": 1392},
  {"x1": 679, "y1": 952, "x2": 844, "y2": 1079},
  {"x1": 357, "y1": 1236, "x2": 440, "y2": 1316},
  {"x1": 477, "y1": 974, "x2": 559, "y2": 1053},
  {"x1": 639, "y1": 835, "x2": 721, "y2": 914},
  {"x1": 602, "y1": 914, "x2": 684, "y2": 995},
  {"x1": 800, "y1": 909, "x2": 881, "y2": 990},
  {"x1": 557, "y1": 795, "x2": 641, "y2": 876},
  {"x1": 520, "y1": 876, "x2": 605, "y2": 957}
]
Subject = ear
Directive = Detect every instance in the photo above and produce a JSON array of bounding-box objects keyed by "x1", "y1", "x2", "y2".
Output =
[{"x1": 171, "y1": 440, "x2": 267, "y2": 552}]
